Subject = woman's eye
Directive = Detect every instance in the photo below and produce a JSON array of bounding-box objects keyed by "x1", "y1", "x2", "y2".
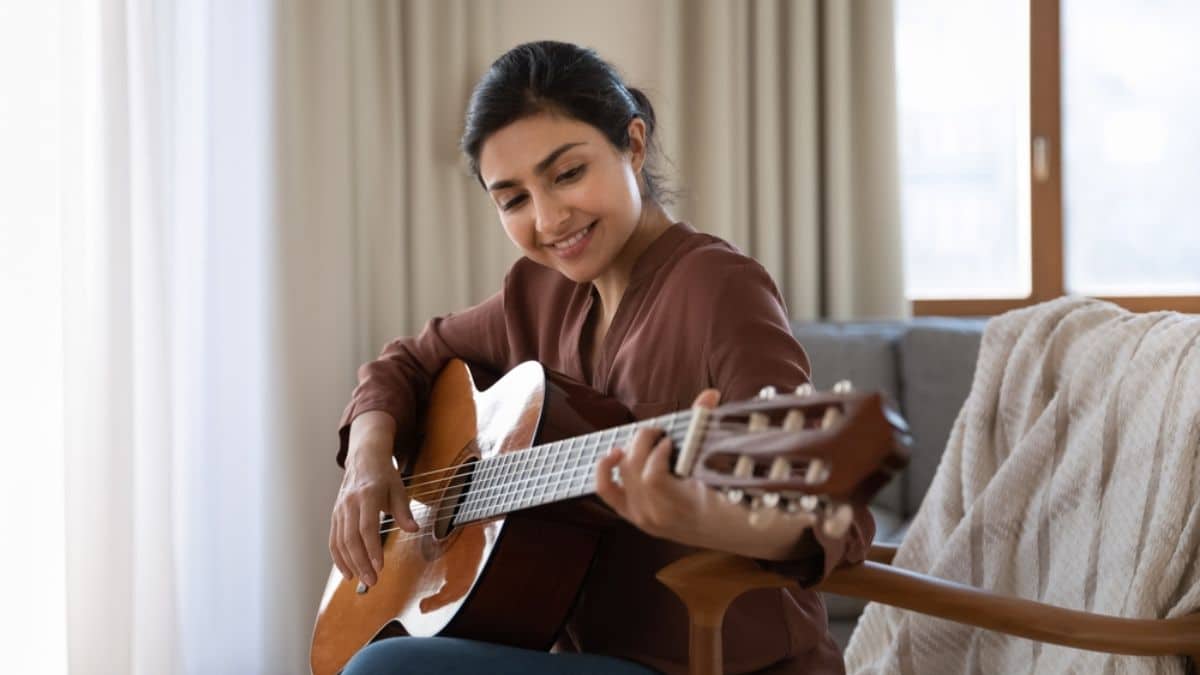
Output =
[
  {"x1": 502, "y1": 194, "x2": 527, "y2": 211},
  {"x1": 556, "y1": 165, "x2": 585, "y2": 183}
]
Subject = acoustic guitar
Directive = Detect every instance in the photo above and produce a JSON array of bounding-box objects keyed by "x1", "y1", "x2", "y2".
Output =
[{"x1": 310, "y1": 359, "x2": 910, "y2": 675}]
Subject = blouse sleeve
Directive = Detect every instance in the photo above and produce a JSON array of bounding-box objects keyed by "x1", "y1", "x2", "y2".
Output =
[
  {"x1": 335, "y1": 287, "x2": 510, "y2": 468},
  {"x1": 701, "y1": 259, "x2": 876, "y2": 585}
]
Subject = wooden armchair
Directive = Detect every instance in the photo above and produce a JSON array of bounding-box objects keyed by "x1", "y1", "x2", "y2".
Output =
[{"x1": 657, "y1": 547, "x2": 1200, "y2": 675}]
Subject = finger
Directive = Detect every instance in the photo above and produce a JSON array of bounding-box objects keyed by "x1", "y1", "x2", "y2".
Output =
[
  {"x1": 643, "y1": 436, "x2": 674, "y2": 483},
  {"x1": 594, "y1": 448, "x2": 628, "y2": 515},
  {"x1": 389, "y1": 479, "x2": 419, "y2": 533},
  {"x1": 342, "y1": 505, "x2": 377, "y2": 586},
  {"x1": 627, "y1": 427, "x2": 664, "y2": 469},
  {"x1": 692, "y1": 388, "x2": 720, "y2": 410},
  {"x1": 329, "y1": 514, "x2": 352, "y2": 581},
  {"x1": 334, "y1": 507, "x2": 357, "y2": 581},
  {"x1": 360, "y1": 503, "x2": 384, "y2": 575}
]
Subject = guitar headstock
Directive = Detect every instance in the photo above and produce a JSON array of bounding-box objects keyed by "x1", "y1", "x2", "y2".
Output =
[{"x1": 686, "y1": 381, "x2": 911, "y2": 538}]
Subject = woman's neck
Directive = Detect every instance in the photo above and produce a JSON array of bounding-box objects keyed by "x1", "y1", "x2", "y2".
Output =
[{"x1": 591, "y1": 203, "x2": 674, "y2": 321}]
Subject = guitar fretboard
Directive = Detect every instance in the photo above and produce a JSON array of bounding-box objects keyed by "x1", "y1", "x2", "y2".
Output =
[{"x1": 452, "y1": 409, "x2": 695, "y2": 524}]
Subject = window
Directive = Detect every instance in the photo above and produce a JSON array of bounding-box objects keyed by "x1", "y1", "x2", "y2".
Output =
[{"x1": 897, "y1": 0, "x2": 1200, "y2": 315}]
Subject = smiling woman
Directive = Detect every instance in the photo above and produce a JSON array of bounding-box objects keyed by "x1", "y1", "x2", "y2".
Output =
[{"x1": 328, "y1": 41, "x2": 873, "y2": 675}]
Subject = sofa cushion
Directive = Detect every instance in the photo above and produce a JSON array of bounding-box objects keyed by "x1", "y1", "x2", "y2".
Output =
[
  {"x1": 897, "y1": 318, "x2": 985, "y2": 516},
  {"x1": 791, "y1": 321, "x2": 908, "y2": 514}
]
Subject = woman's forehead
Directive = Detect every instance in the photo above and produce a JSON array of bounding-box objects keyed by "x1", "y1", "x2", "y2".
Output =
[{"x1": 478, "y1": 114, "x2": 602, "y2": 184}]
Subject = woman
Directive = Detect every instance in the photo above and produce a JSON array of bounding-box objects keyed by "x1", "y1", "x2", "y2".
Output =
[{"x1": 331, "y1": 41, "x2": 874, "y2": 674}]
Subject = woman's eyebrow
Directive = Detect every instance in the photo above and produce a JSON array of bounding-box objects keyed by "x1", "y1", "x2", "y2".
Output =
[{"x1": 486, "y1": 141, "x2": 587, "y2": 192}]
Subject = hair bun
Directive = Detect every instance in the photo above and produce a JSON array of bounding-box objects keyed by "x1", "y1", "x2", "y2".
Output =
[{"x1": 626, "y1": 86, "x2": 657, "y2": 135}]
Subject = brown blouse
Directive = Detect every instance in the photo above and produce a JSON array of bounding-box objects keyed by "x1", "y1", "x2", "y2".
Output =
[{"x1": 338, "y1": 222, "x2": 874, "y2": 674}]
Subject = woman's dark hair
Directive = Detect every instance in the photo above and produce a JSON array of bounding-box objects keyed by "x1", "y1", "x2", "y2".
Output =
[{"x1": 461, "y1": 40, "x2": 670, "y2": 204}]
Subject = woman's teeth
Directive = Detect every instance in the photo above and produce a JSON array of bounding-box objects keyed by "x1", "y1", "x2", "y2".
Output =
[{"x1": 553, "y1": 223, "x2": 593, "y2": 249}]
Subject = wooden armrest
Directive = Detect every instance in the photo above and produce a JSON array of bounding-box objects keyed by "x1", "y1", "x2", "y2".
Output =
[
  {"x1": 816, "y1": 561, "x2": 1200, "y2": 662},
  {"x1": 658, "y1": 552, "x2": 1199, "y2": 675},
  {"x1": 866, "y1": 542, "x2": 897, "y2": 565}
]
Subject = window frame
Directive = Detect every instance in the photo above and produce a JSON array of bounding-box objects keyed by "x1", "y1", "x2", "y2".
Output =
[{"x1": 912, "y1": 0, "x2": 1200, "y2": 317}]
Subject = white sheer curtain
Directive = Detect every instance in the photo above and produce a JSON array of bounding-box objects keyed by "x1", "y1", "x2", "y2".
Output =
[
  {"x1": 0, "y1": 0, "x2": 346, "y2": 672},
  {"x1": 61, "y1": 0, "x2": 281, "y2": 672}
]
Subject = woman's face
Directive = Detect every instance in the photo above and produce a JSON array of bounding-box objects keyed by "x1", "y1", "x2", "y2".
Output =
[{"x1": 478, "y1": 113, "x2": 646, "y2": 284}]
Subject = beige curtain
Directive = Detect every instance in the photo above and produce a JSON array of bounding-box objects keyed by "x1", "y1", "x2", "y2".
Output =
[
  {"x1": 661, "y1": 0, "x2": 906, "y2": 320},
  {"x1": 294, "y1": 0, "x2": 906, "y2": 353},
  {"x1": 278, "y1": 0, "x2": 513, "y2": 361}
]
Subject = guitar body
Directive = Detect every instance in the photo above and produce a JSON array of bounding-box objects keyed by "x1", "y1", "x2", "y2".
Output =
[{"x1": 310, "y1": 360, "x2": 633, "y2": 675}]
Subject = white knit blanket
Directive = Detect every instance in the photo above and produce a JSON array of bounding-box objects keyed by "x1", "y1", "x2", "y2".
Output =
[{"x1": 845, "y1": 297, "x2": 1200, "y2": 674}]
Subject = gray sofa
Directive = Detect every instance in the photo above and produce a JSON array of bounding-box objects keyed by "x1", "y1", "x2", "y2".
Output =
[{"x1": 789, "y1": 317, "x2": 988, "y2": 648}]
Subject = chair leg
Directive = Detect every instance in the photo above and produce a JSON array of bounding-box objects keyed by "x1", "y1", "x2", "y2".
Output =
[{"x1": 657, "y1": 552, "x2": 799, "y2": 675}]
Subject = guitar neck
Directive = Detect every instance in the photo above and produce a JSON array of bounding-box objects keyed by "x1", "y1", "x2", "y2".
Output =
[{"x1": 451, "y1": 409, "x2": 695, "y2": 525}]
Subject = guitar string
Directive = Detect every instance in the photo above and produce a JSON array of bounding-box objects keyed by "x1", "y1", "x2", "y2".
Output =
[
  {"x1": 380, "y1": 411, "x2": 816, "y2": 527},
  {"x1": 370, "y1": 415, "x2": 741, "y2": 543},
  {"x1": 388, "y1": 410, "x2": 694, "y2": 493},
  {"x1": 392, "y1": 414, "x2": 705, "y2": 508},
  {"x1": 353, "y1": 414, "x2": 691, "y2": 543},
  {"x1": 393, "y1": 411, "x2": 701, "y2": 503},
  {"x1": 371, "y1": 411, "x2": 820, "y2": 538},
  {"x1": 384, "y1": 418, "x2": 691, "y2": 524},
  {"x1": 374, "y1": 417, "x2": 696, "y2": 542}
]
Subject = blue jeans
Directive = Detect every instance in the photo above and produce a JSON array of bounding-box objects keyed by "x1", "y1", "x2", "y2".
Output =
[{"x1": 341, "y1": 637, "x2": 659, "y2": 675}]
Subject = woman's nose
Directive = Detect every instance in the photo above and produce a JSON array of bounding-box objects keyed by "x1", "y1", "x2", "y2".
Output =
[{"x1": 533, "y1": 194, "x2": 570, "y2": 236}]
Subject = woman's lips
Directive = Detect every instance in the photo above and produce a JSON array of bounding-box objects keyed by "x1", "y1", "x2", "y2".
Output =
[{"x1": 547, "y1": 221, "x2": 596, "y2": 260}]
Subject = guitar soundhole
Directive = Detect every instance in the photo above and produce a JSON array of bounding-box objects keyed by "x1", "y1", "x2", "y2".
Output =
[{"x1": 432, "y1": 457, "x2": 477, "y2": 541}]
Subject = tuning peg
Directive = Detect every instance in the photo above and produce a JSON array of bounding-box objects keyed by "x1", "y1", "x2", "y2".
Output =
[
  {"x1": 734, "y1": 455, "x2": 755, "y2": 477},
  {"x1": 832, "y1": 380, "x2": 854, "y2": 394},
  {"x1": 799, "y1": 495, "x2": 820, "y2": 512},
  {"x1": 761, "y1": 492, "x2": 781, "y2": 509},
  {"x1": 782, "y1": 409, "x2": 805, "y2": 431},
  {"x1": 805, "y1": 459, "x2": 829, "y2": 485},
  {"x1": 758, "y1": 385, "x2": 778, "y2": 399},
  {"x1": 820, "y1": 406, "x2": 841, "y2": 429},
  {"x1": 748, "y1": 412, "x2": 770, "y2": 432},
  {"x1": 822, "y1": 504, "x2": 855, "y2": 538},
  {"x1": 794, "y1": 383, "x2": 815, "y2": 396},
  {"x1": 769, "y1": 457, "x2": 790, "y2": 478},
  {"x1": 725, "y1": 488, "x2": 744, "y2": 504}
]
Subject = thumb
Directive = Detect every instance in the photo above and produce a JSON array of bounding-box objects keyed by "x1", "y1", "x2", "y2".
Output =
[
  {"x1": 389, "y1": 476, "x2": 419, "y2": 533},
  {"x1": 693, "y1": 388, "x2": 720, "y2": 410}
]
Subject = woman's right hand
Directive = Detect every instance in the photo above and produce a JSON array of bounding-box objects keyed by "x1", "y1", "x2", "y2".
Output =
[{"x1": 330, "y1": 411, "x2": 419, "y2": 587}]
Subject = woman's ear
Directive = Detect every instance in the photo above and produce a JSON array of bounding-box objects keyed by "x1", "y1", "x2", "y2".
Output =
[{"x1": 626, "y1": 117, "x2": 648, "y2": 175}]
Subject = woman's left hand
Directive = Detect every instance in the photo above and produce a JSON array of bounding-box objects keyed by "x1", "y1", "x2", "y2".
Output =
[{"x1": 595, "y1": 389, "x2": 818, "y2": 561}]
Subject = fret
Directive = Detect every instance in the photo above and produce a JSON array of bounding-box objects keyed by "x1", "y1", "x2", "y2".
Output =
[
  {"x1": 571, "y1": 432, "x2": 593, "y2": 498},
  {"x1": 552, "y1": 436, "x2": 574, "y2": 501},
  {"x1": 549, "y1": 440, "x2": 565, "y2": 502},
  {"x1": 547, "y1": 441, "x2": 559, "y2": 499},
  {"x1": 535, "y1": 441, "x2": 552, "y2": 504},
  {"x1": 531, "y1": 443, "x2": 550, "y2": 509},
  {"x1": 514, "y1": 446, "x2": 532, "y2": 511},
  {"x1": 473, "y1": 456, "x2": 496, "y2": 521},
  {"x1": 473, "y1": 454, "x2": 493, "y2": 521},
  {"x1": 455, "y1": 463, "x2": 475, "y2": 525},
  {"x1": 503, "y1": 450, "x2": 521, "y2": 513},
  {"x1": 459, "y1": 457, "x2": 485, "y2": 524},
  {"x1": 499, "y1": 452, "x2": 517, "y2": 514}
]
